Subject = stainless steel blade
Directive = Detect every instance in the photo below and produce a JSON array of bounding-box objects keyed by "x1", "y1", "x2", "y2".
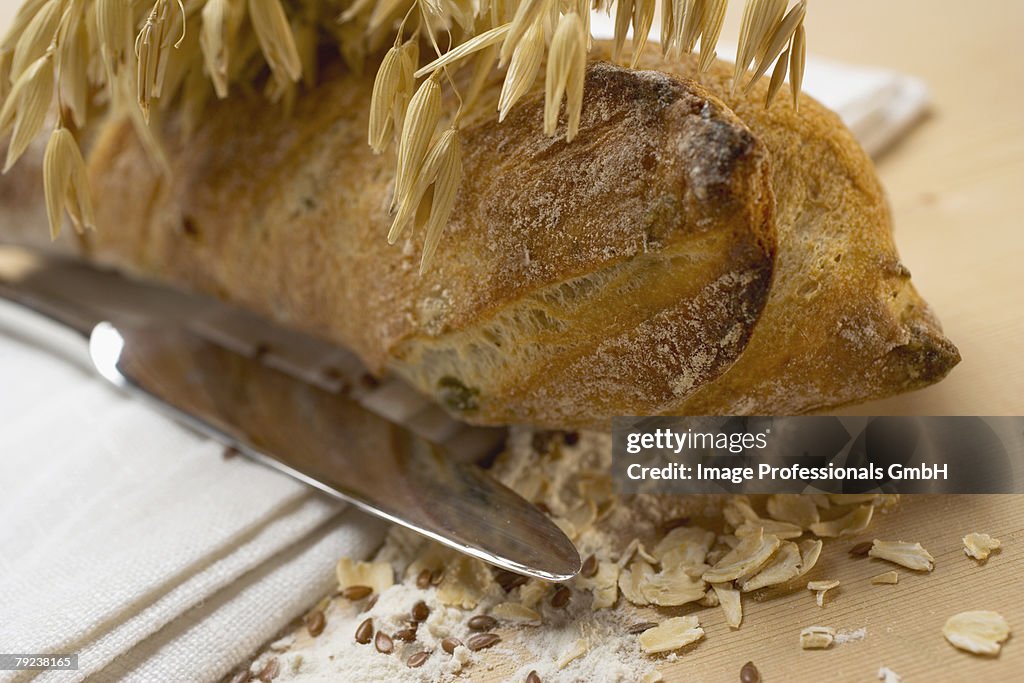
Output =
[{"x1": 0, "y1": 263, "x2": 581, "y2": 581}]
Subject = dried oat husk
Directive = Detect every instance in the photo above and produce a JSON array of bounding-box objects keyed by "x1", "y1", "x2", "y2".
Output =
[
  {"x1": 703, "y1": 529, "x2": 780, "y2": 583},
  {"x1": 943, "y1": 611, "x2": 1011, "y2": 656},
  {"x1": 335, "y1": 557, "x2": 394, "y2": 594},
  {"x1": 573, "y1": 559, "x2": 619, "y2": 609},
  {"x1": 868, "y1": 540, "x2": 935, "y2": 572},
  {"x1": 962, "y1": 533, "x2": 1001, "y2": 561},
  {"x1": 638, "y1": 616, "x2": 705, "y2": 654},
  {"x1": 800, "y1": 625, "x2": 835, "y2": 649}
]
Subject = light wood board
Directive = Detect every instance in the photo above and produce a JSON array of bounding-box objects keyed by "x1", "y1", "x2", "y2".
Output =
[{"x1": 482, "y1": 495, "x2": 1024, "y2": 681}]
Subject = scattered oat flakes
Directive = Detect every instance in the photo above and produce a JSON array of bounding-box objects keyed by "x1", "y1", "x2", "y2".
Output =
[
  {"x1": 723, "y1": 498, "x2": 760, "y2": 527},
  {"x1": 435, "y1": 555, "x2": 497, "y2": 608},
  {"x1": 652, "y1": 527, "x2": 715, "y2": 570},
  {"x1": 800, "y1": 625, "x2": 836, "y2": 649},
  {"x1": 636, "y1": 543, "x2": 659, "y2": 564},
  {"x1": 871, "y1": 571, "x2": 898, "y2": 585},
  {"x1": 869, "y1": 540, "x2": 935, "y2": 572},
  {"x1": 809, "y1": 494, "x2": 832, "y2": 509},
  {"x1": 712, "y1": 584, "x2": 742, "y2": 628},
  {"x1": 963, "y1": 533, "x2": 1001, "y2": 561},
  {"x1": 878, "y1": 666, "x2": 902, "y2": 683},
  {"x1": 563, "y1": 499, "x2": 598, "y2": 533},
  {"x1": 573, "y1": 560, "x2": 620, "y2": 609},
  {"x1": 699, "y1": 587, "x2": 719, "y2": 607},
  {"x1": 491, "y1": 601, "x2": 541, "y2": 623},
  {"x1": 640, "y1": 671, "x2": 664, "y2": 683},
  {"x1": 703, "y1": 530, "x2": 781, "y2": 583},
  {"x1": 618, "y1": 538, "x2": 641, "y2": 568},
  {"x1": 809, "y1": 505, "x2": 874, "y2": 538},
  {"x1": 558, "y1": 638, "x2": 588, "y2": 669},
  {"x1": 807, "y1": 580, "x2": 840, "y2": 607},
  {"x1": 638, "y1": 616, "x2": 705, "y2": 654},
  {"x1": 641, "y1": 565, "x2": 707, "y2": 607},
  {"x1": 736, "y1": 519, "x2": 804, "y2": 540},
  {"x1": 740, "y1": 540, "x2": 802, "y2": 592},
  {"x1": 518, "y1": 579, "x2": 549, "y2": 608},
  {"x1": 334, "y1": 558, "x2": 393, "y2": 594},
  {"x1": 727, "y1": 498, "x2": 803, "y2": 539},
  {"x1": 796, "y1": 539, "x2": 824, "y2": 577},
  {"x1": 766, "y1": 494, "x2": 821, "y2": 528},
  {"x1": 619, "y1": 560, "x2": 655, "y2": 606},
  {"x1": 943, "y1": 611, "x2": 1011, "y2": 655}
]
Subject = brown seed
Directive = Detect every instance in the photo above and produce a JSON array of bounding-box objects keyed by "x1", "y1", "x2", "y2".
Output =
[
  {"x1": 626, "y1": 621, "x2": 658, "y2": 635},
  {"x1": 304, "y1": 610, "x2": 326, "y2": 637},
  {"x1": 740, "y1": 660, "x2": 761, "y2": 683},
  {"x1": 256, "y1": 657, "x2": 279, "y2": 682},
  {"x1": 495, "y1": 569, "x2": 528, "y2": 592},
  {"x1": 375, "y1": 630, "x2": 394, "y2": 654},
  {"x1": 406, "y1": 651, "x2": 430, "y2": 668},
  {"x1": 394, "y1": 627, "x2": 418, "y2": 642},
  {"x1": 562, "y1": 431, "x2": 580, "y2": 446},
  {"x1": 222, "y1": 446, "x2": 240, "y2": 459},
  {"x1": 354, "y1": 618, "x2": 374, "y2": 644},
  {"x1": 360, "y1": 373, "x2": 380, "y2": 389},
  {"x1": 580, "y1": 554, "x2": 598, "y2": 578},
  {"x1": 416, "y1": 568, "x2": 432, "y2": 589},
  {"x1": 849, "y1": 541, "x2": 873, "y2": 557},
  {"x1": 227, "y1": 671, "x2": 250, "y2": 683},
  {"x1": 341, "y1": 585, "x2": 373, "y2": 600},
  {"x1": 441, "y1": 636, "x2": 462, "y2": 654},
  {"x1": 411, "y1": 600, "x2": 430, "y2": 622},
  {"x1": 430, "y1": 568, "x2": 444, "y2": 585},
  {"x1": 526, "y1": 671, "x2": 542, "y2": 683},
  {"x1": 467, "y1": 633, "x2": 501, "y2": 651},
  {"x1": 551, "y1": 586, "x2": 571, "y2": 609},
  {"x1": 468, "y1": 615, "x2": 498, "y2": 631},
  {"x1": 364, "y1": 594, "x2": 379, "y2": 611}
]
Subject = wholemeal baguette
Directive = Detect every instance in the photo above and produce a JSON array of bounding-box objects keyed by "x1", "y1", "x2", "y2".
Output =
[{"x1": 0, "y1": 42, "x2": 958, "y2": 427}]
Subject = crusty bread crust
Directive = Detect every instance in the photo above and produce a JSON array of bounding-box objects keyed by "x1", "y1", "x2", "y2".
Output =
[
  {"x1": 82, "y1": 47, "x2": 778, "y2": 426},
  {"x1": 635, "y1": 48, "x2": 961, "y2": 415},
  {"x1": 53, "y1": 41, "x2": 956, "y2": 427}
]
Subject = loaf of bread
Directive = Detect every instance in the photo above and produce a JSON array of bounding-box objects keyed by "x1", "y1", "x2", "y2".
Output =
[{"x1": 2, "y1": 42, "x2": 959, "y2": 428}]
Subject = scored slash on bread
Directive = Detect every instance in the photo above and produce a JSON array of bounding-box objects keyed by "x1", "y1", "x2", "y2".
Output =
[{"x1": 38, "y1": 41, "x2": 957, "y2": 427}]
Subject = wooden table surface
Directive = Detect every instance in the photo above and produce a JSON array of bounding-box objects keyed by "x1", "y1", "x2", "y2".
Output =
[{"x1": 482, "y1": 495, "x2": 1024, "y2": 683}]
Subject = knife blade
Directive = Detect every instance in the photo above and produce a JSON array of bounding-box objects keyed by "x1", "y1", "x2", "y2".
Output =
[{"x1": 0, "y1": 267, "x2": 580, "y2": 581}]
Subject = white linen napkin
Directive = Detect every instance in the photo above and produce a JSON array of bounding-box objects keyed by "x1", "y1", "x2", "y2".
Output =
[
  {"x1": 0, "y1": 33, "x2": 929, "y2": 683},
  {"x1": 0, "y1": 303, "x2": 389, "y2": 683}
]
